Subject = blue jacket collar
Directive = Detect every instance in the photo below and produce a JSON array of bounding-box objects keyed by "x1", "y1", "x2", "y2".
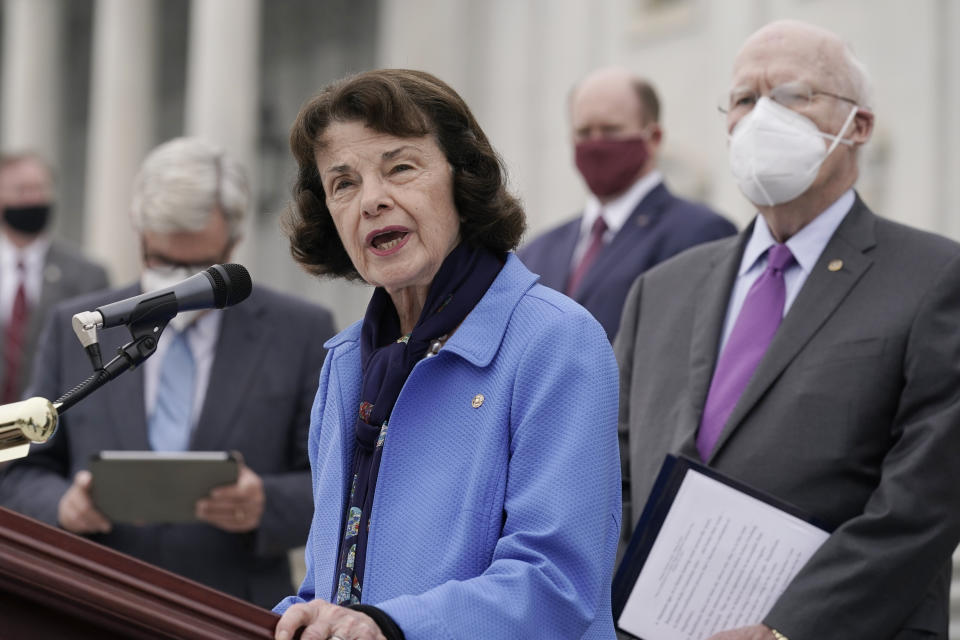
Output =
[{"x1": 323, "y1": 253, "x2": 538, "y2": 367}]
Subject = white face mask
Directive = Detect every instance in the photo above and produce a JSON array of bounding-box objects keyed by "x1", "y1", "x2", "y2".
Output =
[
  {"x1": 141, "y1": 266, "x2": 206, "y2": 332},
  {"x1": 728, "y1": 96, "x2": 858, "y2": 207}
]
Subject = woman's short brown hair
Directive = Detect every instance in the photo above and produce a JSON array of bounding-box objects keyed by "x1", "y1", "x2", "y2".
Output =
[{"x1": 286, "y1": 69, "x2": 526, "y2": 280}]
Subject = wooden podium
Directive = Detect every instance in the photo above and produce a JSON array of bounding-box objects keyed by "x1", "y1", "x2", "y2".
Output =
[{"x1": 0, "y1": 506, "x2": 280, "y2": 639}]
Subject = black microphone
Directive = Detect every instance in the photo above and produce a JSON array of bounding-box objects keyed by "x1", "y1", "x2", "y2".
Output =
[
  {"x1": 58, "y1": 264, "x2": 252, "y2": 414},
  {"x1": 94, "y1": 263, "x2": 252, "y2": 329}
]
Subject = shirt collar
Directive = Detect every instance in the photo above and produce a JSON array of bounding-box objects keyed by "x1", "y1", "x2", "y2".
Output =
[
  {"x1": 184, "y1": 308, "x2": 222, "y2": 356},
  {"x1": 739, "y1": 189, "x2": 855, "y2": 276},
  {"x1": 0, "y1": 232, "x2": 50, "y2": 273},
  {"x1": 582, "y1": 170, "x2": 663, "y2": 237}
]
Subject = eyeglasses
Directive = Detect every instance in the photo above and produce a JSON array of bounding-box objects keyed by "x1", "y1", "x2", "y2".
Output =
[
  {"x1": 718, "y1": 81, "x2": 858, "y2": 118},
  {"x1": 141, "y1": 240, "x2": 233, "y2": 275}
]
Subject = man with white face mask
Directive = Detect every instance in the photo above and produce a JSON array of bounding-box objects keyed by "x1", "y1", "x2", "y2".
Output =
[
  {"x1": 519, "y1": 67, "x2": 735, "y2": 342},
  {"x1": 0, "y1": 138, "x2": 336, "y2": 608},
  {"x1": 615, "y1": 20, "x2": 960, "y2": 639}
]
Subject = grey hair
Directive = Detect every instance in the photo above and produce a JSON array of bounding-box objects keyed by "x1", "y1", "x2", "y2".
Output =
[
  {"x1": 130, "y1": 137, "x2": 249, "y2": 241},
  {"x1": 842, "y1": 42, "x2": 873, "y2": 109}
]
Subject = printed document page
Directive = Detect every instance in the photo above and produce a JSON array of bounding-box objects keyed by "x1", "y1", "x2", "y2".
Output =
[{"x1": 618, "y1": 470, "x2": 829, "y2": 640}]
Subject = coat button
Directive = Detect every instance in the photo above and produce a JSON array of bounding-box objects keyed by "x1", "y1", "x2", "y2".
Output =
[{"x1": 471, "y1": 394, "x2": 484, "y2": 408}]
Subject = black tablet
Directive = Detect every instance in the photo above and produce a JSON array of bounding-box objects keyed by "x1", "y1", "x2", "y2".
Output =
[{"x1": 89, "y1": 450, "x2": 239, "y2": 524}]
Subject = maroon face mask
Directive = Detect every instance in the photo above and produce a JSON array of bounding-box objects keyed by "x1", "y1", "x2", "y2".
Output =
[{"x1": 574, "y1": 137, "x2": 649, "y2": 198}]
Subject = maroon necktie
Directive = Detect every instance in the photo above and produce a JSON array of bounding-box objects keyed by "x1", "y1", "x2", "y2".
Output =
[
  {"x1": 2, "y1": 261, "x2": 29, "y2": 403},
  {"x1": 696, "y1": 244, "x2": 796, "y2": 460},
  {"x1": 566, "y1": 216, "x2": 608, "y2": 296}
]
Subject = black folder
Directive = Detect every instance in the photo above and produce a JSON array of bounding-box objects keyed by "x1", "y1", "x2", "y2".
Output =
[{"x1": 613, "y1": 454, "x2": 831, "y2": 639}]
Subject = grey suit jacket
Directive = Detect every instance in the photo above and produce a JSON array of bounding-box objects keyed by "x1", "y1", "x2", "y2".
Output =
[
  {"x1": 0, "y1": 282, "x2": 335, "y2": 609},
  {"x1": 615, "y1": 196, "x2": 960, "y2": 639},
  {"x1": 1, "y1": 241, "x2": 109, "y2": 400}
]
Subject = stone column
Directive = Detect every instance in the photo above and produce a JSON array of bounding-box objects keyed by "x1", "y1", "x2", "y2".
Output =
[
  {"x1": 184, "y1": 0, "x2": 262, "y2": 264},
  {"x1": 0, "y1": 0, "x2": 63, "y2": 161},
  {"x1": 83, "y1": 0, "x2": 156, "y2": 284}
]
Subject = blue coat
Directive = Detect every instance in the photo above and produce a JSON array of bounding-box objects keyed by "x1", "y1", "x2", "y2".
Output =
[
  {"x1": 276, "y1": 254, "x2": 621, "y2": 639},
  {"x1": 519, "y1": 182, "x2": 736, "y2": 341}
]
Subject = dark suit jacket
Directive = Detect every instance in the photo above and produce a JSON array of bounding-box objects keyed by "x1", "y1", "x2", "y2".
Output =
[
  {"x1": 1, "y1": 241, "x2": 109, "y2": 400},
  {"x1": 615, "y1": 195, "x2": 960, "y2": 638},
  {"x1": 518, "y1": 182, "x2": 736, "y2": 341},
  {"x1": 0, "y1": 283, "x2": 335, "y2": 609}
]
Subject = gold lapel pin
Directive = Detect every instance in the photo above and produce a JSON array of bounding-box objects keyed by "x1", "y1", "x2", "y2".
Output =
[
  {"x1": 44, "y1": 264, "x2": 62, "y2": 283},
  {"x1": 828, "y1": 259, "x2": 843, "y2": 272},
  {"x1": 471, "y1": 394, "x2": 485, "y2": 409}
]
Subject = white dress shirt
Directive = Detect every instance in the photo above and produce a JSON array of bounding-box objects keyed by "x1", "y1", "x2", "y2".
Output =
[
  {"x1": 718, "y1": 189, "x2": 855, "y2": 353},
  {"x1": 0, "y1": 234, "x2": 49, "y2": 325},
  {"x1": 144, "y1": 309, "x2": 222, "y2": 433}
]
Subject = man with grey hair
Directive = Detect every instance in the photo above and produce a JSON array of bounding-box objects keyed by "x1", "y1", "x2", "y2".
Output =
[
  {"x1": 616, "y1": 20, "x2": 960, "y2": 639},
  {"x1": 0, "y1": 137, "x2": 336, "y2": 608}
]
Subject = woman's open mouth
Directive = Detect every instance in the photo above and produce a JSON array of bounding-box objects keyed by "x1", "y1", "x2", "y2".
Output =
[{"x1": 367, "y1": 227, "x2": 411, "y2": 255}]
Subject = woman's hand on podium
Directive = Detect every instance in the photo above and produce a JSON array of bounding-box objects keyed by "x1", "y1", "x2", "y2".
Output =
[
  {"x1": 275, "y1": 599, "x2": 386, "y2": 640},
  {"x1": 195, "y1": 462, "x2": 265, "y2": 533},
  {"x1": 58, "y1": 470, "x2": 112, "y2": 534}
]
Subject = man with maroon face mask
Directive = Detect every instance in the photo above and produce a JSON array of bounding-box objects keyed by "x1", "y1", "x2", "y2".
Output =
[{"x1": 519, "y1": 67, "x2": 735, "y2": 341}]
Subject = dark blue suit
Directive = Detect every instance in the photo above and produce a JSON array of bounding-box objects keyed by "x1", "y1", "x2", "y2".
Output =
[{"x1": 518, "y1": 182, "x2": 736, "y2": 341}]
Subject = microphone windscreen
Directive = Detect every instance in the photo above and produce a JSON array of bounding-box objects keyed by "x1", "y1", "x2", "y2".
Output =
[{"x1": 206, "y1": 263, "x2": 252, "y2": 308}]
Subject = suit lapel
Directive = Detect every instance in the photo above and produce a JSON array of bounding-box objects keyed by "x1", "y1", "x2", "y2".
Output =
[
  {"x1": 575, "y1": 183, "x2": 670, "y2": 297},
  {"x1": 106, "y1": 363, "x2": 150, "y2": 450},
  {"x1": 535, "y1": 220, "x2": 580, "y2": 291},
  {"x1": 708, "y1": 198, "x2": 877, "y2": 460},
  {"x1": 28, "y1": 246, "x2": 68, "y2": 350},
  {"x1": 190, "y1": 294, "x2": 268, "y2": 450},
  {"x1": 100, "y1": 284, "x2": 151, "y2": 450},
  {"x1": 677, "y1": 232, "x2": 747, "y2": 457}
]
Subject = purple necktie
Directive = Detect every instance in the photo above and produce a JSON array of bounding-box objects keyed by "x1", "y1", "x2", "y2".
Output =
[
  {"x1": 696, "y1": 243, "x2": 796, "y2": 460},
  {"x1": 566, "y1": 216, "x2": 607, "y2": 296}
]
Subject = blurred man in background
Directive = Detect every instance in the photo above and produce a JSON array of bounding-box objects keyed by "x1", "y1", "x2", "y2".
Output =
[
  {"x1": 0, "y1": 137, "x2": 335, "y2": 608},
  {"x1": 0, "y1": 152, "x2": 108, "y2": 403},
  {"x1": 519, "y1": 67, "x2": 735, "y2": 341}
]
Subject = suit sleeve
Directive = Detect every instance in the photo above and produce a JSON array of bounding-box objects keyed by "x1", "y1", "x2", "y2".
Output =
[
  {"x1": 0, "y1": 307, "x2": 73, "y2": 525},
  {"x1": 613, "y1": 275, "x2": 643, "y2": 556},
  {"x1": 696, "y1": 215, "x2": 738, "y2": 243},
  {"x1": 765, "y1": 254, "x2": 960, "y2": 638},
  {"x1": 254, "y1": 308, "x2": 335, "y2": 557},
  {"x1": 373, "y1": 310, "x2": 622, "y2": 638}
]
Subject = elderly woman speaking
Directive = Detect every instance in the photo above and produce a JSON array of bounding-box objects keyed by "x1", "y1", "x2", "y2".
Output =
[{"x1": 274, "y1": 69, "x2": 620, "y2": 640}]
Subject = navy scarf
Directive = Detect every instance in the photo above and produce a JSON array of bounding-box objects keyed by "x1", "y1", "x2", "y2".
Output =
[{"x1": 332, "y1": 242, "x2": 503, "y2": 604}]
